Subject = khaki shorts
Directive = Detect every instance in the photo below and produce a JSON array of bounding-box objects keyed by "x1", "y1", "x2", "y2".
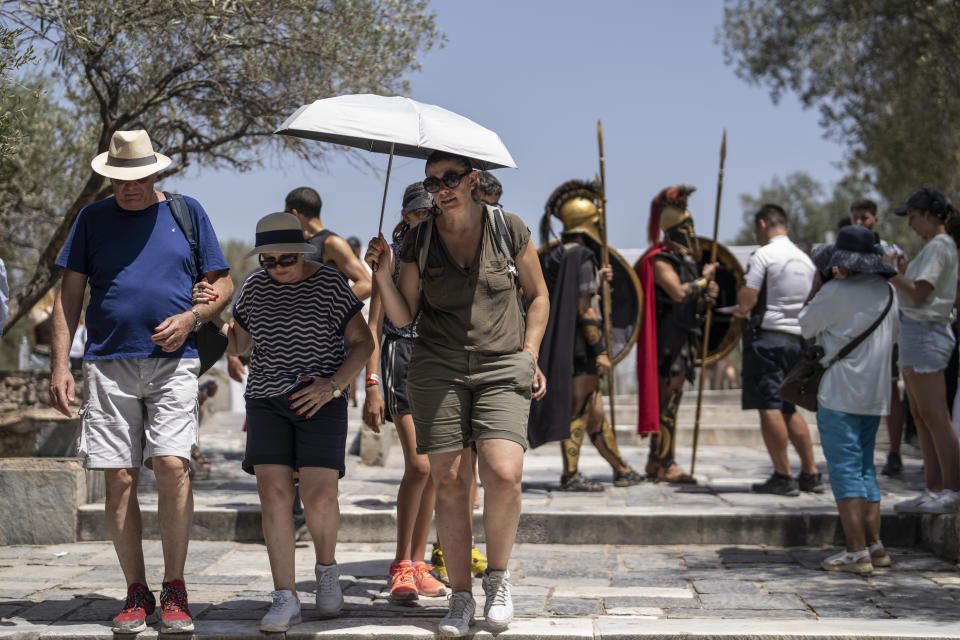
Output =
[
  {"x1": 406, "y1": 341, "x2": 534, "y2": 455},
  {"x1": 79, "y1": 358, "x2": 200, "y2": 469}
]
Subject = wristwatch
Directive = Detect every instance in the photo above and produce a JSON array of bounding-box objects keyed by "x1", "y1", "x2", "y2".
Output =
[
  {"x1": 330, "y1": 378, "x2": 342, "y2": 398},
  {"x1": 190, "y1": 309, "x2": 202, "y2": 332}
]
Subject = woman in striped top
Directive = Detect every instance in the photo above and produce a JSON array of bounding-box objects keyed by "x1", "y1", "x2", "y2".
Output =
[{"x1": 203, "y1": 211, "x2": 373, "y2": 632}]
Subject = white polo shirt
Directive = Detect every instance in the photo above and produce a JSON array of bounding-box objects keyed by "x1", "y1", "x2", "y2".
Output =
[{"x1": 743, "y1": 234, "x2": 816, "y2": 336}]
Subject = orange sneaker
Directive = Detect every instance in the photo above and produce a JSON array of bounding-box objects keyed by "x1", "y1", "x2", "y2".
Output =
[
  {"x1": 388, "y1": 560, "x2": 418, "y2": 602},
  {"x1": 413, "y1": 561, "x2": 447, "y2": 597}
]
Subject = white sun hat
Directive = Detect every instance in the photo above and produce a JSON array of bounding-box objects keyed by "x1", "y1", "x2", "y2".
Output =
[
  {"x1": 90, "y1": 129, "x2": 172, "y2": 180},
  {"x1": 244, "y1": 212, "x2": 317, "y2": 258}
]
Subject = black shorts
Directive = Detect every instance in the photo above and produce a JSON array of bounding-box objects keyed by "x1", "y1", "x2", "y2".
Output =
[
  {"x1": 741, "y1": 332, "x2": 802, "y2": 414},
  {"x1": 381, "y1": 336, "x2": 413, "y2": 423},
  {"x1": 242, "y1": 389, "x2": 348, "y2": 477}
]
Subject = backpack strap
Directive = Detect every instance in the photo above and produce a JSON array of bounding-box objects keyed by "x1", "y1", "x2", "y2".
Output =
[
  {"x1": 164, "y1": 191, "x2": 202, "y2": 282},
  {"x1": 485, "y1": 204, "x2": 519, "y2": 278},
  {"x1": 416, "y1": 217, "x2": 434, "y2": 286},
  {"x1": 484, "y1": 203, "x2": 526, "y2": 317}
]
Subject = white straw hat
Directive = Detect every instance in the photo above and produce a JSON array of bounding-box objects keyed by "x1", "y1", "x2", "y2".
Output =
[
  {"x1": 90, "y1": 130, "x2": 172, "y2": 180},
  {"x1": 245, "y1": 212, "x2": 317, "y2": 258}
]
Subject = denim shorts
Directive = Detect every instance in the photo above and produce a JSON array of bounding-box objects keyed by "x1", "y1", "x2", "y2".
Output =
[
  {"x1": 816, "y1": 407, "x2": 881, "y2": 503},
  {"x1": 381, "y1": 336, "x2": 413, "y2": 423},
  {"x1": 898, "y1": 314, "x2": 956, "y2": 373},
  {"x1": 406, "y1": 341, "x2": 534, "y2": 455}
]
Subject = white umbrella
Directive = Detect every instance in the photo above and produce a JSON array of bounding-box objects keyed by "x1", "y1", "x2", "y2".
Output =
[{"x1": 276, "y1": 94, "x2": 517, "y2": 231}]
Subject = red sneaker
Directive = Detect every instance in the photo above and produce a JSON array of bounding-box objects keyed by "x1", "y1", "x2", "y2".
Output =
[
  {"x1": 112, "y1": 582, "x2": 156, "y2": 633},
  {"x1": 413, "y1": 561, "x2": 447, "y2": 597},
  {"x1": 159, "y1": 579, "x2": 194, "y2": 633},
  {"x1": 388, "y1": 560, "x2": 418, "y2": 602}
]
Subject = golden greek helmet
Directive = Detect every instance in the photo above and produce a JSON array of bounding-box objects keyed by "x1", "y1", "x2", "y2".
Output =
[
  {"x1": 648, "y1": 185, "x2": 699, "y2": 258},
  {"x1": 541, "y1": 179, "x2": 603, "y2": 246}
]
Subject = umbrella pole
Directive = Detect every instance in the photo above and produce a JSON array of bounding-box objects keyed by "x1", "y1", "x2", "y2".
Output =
[{"x1": 377, "y1": 143, "x2": 396, "y2": 235}]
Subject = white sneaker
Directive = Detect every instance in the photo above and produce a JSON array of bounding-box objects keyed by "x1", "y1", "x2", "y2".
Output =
[
  {"x1": 314, "y1": 563, "x2": 343, "y2": 618},
  {"x1": 894, "y1": 488, "x2": 938, "y2": 513},
  {"x1": 438, "y1": 591, "x2": 475, "y2": 637},
  {"x1": 482, "y1": 568, "x2": 513, "y2": 628},
  {"x1": 260, "y1": 589, "x2": 301, "y2": 632},
  {"x1": 917, "y1": 489, "x2": 960, "y2": 514}
]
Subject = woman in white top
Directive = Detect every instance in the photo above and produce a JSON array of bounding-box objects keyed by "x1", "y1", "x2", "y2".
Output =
[
  {"x1": 888, "y1": 188, "x2": 960, "y2": 515},
  {"x1": 800, "y1": 225, "x2": 899, "y2": 574}
]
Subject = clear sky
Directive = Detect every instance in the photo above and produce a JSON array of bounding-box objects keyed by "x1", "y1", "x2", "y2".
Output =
[{"x1": 168, "y1": 1, "x2": 846, "y2": 249}]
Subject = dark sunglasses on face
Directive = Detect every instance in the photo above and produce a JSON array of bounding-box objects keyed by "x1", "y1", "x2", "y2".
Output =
[
  {"x1": 259, "y1": 254, "x2": 300, "y2": 269},
  {"x1": 423, "y1": 169, "x2": 472, "y2": 194}
]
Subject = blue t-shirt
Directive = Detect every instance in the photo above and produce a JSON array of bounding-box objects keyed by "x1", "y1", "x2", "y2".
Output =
[{"x1": 56, "y1": 195, "x2": 230, "y2": 360}]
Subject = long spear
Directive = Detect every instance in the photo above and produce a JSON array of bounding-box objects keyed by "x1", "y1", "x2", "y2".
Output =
[
  {"x1": 690, "y1": 129, "x2": 727, "y2": 476},
  {"x1": 597, "y1": 121, "x2": 616, "y2": 431}
]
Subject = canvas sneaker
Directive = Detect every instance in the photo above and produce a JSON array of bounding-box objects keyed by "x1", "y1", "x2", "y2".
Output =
[
  {"x1": 917, "y1": 489, "x2": 960, "y2": 514},
  {"x1": 159, "y1": 579, "x2": 194, "y2": 633},
  {"x1": 894, "y1": 488, "x2": 938, "y2": 513},
  {"x1": 438, "y1": 591, "x2": 475, "y2": 637},
  {"x1": 112, "y1": 583, "x2": 156, "y2": 633},
  {"x1": 414, "y1": 561, "x2": 447, "y2": 597},
  {"x1": 481, "y1": 568, "x2": 513, "y2": 628},
  {"x1": 388, "y1": 560, "x2": 419, "y2": 602},
  {"x1": 314, "y1": 562, "x2": 344, "y2": 618},
  {"x1": 799, "y1": 471, "x2": 826, "y2": 493},
  {"x1": 752, "y1": 472, "x2": 799, "y2": 496},
  {"x1": 820, "y1": 549, "x2": 873, "y2": 574},
  {"x1": 260, "y1": 589, "x2": 301, "y2": 632}
]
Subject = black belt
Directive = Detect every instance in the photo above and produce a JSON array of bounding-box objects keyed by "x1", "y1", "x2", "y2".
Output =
[{"x1": 757, "y1": 329, "x2": 804, "y2": 343}]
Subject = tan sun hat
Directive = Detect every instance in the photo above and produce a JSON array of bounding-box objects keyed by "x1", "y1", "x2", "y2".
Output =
[
  {"x1": 244, "y1": 212, "x2": 317, "y2": 258},
  {"x1": 90, "y1": 130, "x2": 172, "y2": 180}
]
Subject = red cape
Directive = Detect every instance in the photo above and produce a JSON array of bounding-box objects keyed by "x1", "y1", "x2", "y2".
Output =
[{"x1": 636, "y1": 244, "x2": 667, "y2": 435}]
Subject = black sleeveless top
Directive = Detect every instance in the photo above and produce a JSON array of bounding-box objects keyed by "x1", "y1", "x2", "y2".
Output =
[{"x1": 306, "y1": 229, "x2": 338, "y2": 265}]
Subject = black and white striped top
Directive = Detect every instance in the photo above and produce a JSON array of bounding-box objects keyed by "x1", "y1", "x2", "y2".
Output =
[{"x1": 233, "y1": 266, "x2": 363, "y2": 399}]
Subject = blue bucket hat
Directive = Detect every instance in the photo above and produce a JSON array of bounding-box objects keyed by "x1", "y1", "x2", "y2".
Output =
[{"x1": 822, "y1": 225, "x2": 896, "y2": 278}]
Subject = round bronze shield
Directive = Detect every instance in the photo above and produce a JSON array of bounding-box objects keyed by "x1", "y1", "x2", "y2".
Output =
[
  {"x1": 694, "y1": 237, "x2": 744, "y2": 366},
  {"x1": 538, "y1": 241, "x2": 643, "y2": 365}
]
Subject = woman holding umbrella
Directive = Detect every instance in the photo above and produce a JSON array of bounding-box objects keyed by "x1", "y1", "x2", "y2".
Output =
[{"x1": 366, "y1": 151, "x2": 549, "y2": 637}]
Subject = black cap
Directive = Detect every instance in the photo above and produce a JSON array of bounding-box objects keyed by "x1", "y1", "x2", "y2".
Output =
[
  {"x1": 894, "y1": 187, "x2": 950, "y2": 216},
  {"x1": 402, "y1": 182, "x2": 434, "y2": 214}
]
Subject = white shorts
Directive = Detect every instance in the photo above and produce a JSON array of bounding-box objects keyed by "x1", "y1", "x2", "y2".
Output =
[{"x1": 79, "y1": 358, "x2": 200, "y2": 469}]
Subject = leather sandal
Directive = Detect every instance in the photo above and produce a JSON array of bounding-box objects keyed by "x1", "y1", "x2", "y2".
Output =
[
  {"x1": 644, "y1": 460, "x2": 660, "y2": 480},
  {"x1": 657, "y1": 463, "x2": 697, "y2": 485},
  {"x1": 558, "y1": 472, "x2": 604, "y2": 492}
]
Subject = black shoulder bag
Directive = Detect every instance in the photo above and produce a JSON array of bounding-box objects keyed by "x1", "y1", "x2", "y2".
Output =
[
  {"x1": 164, "y1": 192, "x2": 228, "y2": 376},
  {"x1": 778, "y1": 286, "x2": 893, "y2": 412}
]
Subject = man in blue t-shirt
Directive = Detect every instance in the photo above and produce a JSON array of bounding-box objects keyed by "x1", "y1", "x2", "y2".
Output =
[{"x1": 48, "y1": 130, "x2": 232, "y2": 634}]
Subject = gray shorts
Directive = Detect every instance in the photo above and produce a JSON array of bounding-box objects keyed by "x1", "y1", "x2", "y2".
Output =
[
  {"x1": 899, "y1": 315, "x2": 956, "y2": 374},
  {"x1": 406, "y1": 341, "x2": 534, "y2": 455},
  {"x1": 79, "y1": 358, "x2": 200, "y2": 469}
]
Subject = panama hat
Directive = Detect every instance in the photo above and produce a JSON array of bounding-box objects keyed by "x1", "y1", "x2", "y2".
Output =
[
  {"x1": 244, "y1": 212, "x2": 317, "y2": 258},
  {"x1": 91, "y1": 130, "x2": 172, "y2": 180}
]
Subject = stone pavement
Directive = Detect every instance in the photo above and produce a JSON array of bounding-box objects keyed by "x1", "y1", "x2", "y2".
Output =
[
  {"x1": 1, "y1": 540, "x2": 960, "y2": 638},
  {"x1": 75, "y1": 408, "x2": 936, "y2": 547},
  {"x1": 5, "y1": 402, "x2": 960, "y2": 638}
]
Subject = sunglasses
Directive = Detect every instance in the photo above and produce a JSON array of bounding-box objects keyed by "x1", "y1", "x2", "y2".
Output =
[
  {"x1": 259, "y1": 254, "x2": 300, "y2": 269},
  {"x1": 423, "y1": 169, "x2": 472, "y2": 194}
]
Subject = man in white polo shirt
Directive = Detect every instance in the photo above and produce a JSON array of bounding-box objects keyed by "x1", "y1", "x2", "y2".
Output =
[{"x1": 735, "y1": 204, "x2": 823, "y2": 496}]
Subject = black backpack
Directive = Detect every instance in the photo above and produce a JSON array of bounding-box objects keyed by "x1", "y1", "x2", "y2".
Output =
[{"x1": 164, "y1": 192, "x2": 228, "y2": 375}]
